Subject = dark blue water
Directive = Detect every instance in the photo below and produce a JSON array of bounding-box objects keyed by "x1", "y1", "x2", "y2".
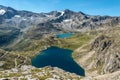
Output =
[
  {"x1": 56, "y1": 33, "x2": 74, "y2": 38},
  {"x1": 32, "y1": 46, "x2": 85, "y2": 76}
]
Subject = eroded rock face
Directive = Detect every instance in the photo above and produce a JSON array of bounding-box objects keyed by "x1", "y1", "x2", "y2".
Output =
[
  {"x1": 91, "y1": 35, "x2": 120, "y2": 74},
  {"x1": 103, "y1": 47, "x2": 120, "y2": 74}
]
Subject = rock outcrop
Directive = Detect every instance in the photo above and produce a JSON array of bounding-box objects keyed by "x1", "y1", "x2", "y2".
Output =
[
  {"x1": 0, "y1": 65, "x2": 81, "y2": 80},
  {"x1": 91, "y1": 35, "x2": 120, "y2": 74}
]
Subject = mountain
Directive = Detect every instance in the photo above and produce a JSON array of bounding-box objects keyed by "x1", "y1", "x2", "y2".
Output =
[
  {"x1": 0, "y1": 5, "x2": 120, "y2": 31},
  {"x1": 0, "y1": 5, "x2": 120, "y2": 50},
  {"x1": 0, "y1": 5, "x2": 120, "y2": 49}
]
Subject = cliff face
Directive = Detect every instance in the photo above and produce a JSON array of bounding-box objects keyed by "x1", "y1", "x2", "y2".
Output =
[{"x1": 91, "y1": 35, "x2": 120, "y2": 74}]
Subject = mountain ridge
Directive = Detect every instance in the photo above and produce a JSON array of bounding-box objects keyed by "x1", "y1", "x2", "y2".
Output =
[{"x1": 0, "y1": 5, "x2": 120, "y2": 49}]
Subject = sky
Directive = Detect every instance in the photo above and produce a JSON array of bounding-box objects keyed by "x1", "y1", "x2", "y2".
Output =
[{"x1": 0, "y1": 0, "x2": 120, "y2": 16}]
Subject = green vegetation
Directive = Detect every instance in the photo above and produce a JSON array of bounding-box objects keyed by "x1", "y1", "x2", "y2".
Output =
[
  {"x1": 54, "y1": 33, "x2": 94, "y2": 50},
  {"x1": 10, "y1": 32, "x2": 95, "y2": 51}
]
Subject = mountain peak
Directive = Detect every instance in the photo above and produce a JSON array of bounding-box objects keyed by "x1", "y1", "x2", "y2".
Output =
[
  {"x1": 0, "y1": 5, "x2": 6, "y2": 8},
  {"x1": 64, "y1": 9, "x2": 75, "y2": 13},
  {"x1": 0, "y1": 9, "x2": 6, "y2": 15},
  {"x1": 0, "y1": 5, "x2": 16, "y2": 13},
  {"x1": 79, "y1": 11, "x2": 85, "y2": 15}
]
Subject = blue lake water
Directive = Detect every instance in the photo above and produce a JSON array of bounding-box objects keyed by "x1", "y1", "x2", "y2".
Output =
[
  {"x1": 56, "y1": 33, "x2": 74, "y2": 38},
  {"x1": 32, "y1": 46, "x2": 85, "y2": 76}
]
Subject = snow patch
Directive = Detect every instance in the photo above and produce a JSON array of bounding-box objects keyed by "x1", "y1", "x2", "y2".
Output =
[
  {"x1": 0, "y1": 9, "x2": 6, "y2": 15},
  {"x1": 30, "y1": 17, "x2": 33, "y2": 20},
  {"x1": 63, "y1": 19, "x2": 72, "y2": 22},
  {"x1": 45, "y1": 14, "x2": 53, "y2": 18},
  {"x1": 22, "y1": 18, "x2": 26, "y2": 20},
  {"x1": 60, "y1": 11, "x2": 64, "y2": 16},
  {"x1": 14, "y1": 15, "x2": 21, "y2": 18}
]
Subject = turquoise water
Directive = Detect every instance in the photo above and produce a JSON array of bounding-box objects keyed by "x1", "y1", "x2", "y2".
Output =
[
  {"x1": 56, "y1": 33, "x2": 74, "y2": 38},
  {"x1": 32, "y1": 46, "x2": 85, "y2": 76}
]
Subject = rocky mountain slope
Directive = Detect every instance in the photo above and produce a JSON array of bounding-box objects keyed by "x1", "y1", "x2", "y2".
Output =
[
  {"x1": 90, "y1": 35, "x2": 120, "y2": 74},
  {"x1": 73, "y1": 26, "x2": 120, "y2": 80}
]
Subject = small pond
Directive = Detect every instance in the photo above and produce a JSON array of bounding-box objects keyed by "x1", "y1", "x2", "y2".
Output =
[{"x1": 56, "y1": 33, "x2": 74, "y2": 38}]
